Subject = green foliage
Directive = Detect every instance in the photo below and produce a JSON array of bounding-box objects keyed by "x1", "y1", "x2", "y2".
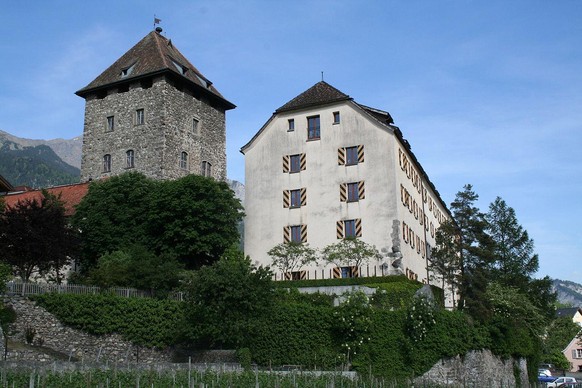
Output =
[
  {"x1": 0, "y1": 190, "x2": 78, "y2": 282},
  {"x1": 277, "y1": 274, "x2": 415, "y2": 288},
  {"x1": 274, "y1": 288, "x2": 334, "y2": 307},
  {"x1": 429, "y1": 219, "x2": 460, "y2": 301},
  {"x1": 0, "y1": 261, "x2": 13, "y2": 292},
  {"x1": 268, "y1": 242, "x2": 318, "y2": 276},
  {"x1": 542, "y1": 317, "x2": 581, "y2": 361},
  {"x1": 0, "y1": 303, "x2": 16, "y2": 331},
  {"x1": 32, "y1": 293, "x2": 182, "y2": 347},
  {"x1": 182, "y1": 248, "x2": 274, "y2": 348},
  {"x1": 146, "y1": 174, "x2": 244, "y2": 268},
  {"x1": 249, "y1": 303, "x2": 341, "y2": 369},
  {"x1": 87, "y1": 245, "x2": 183, "y2": 295},
  {"x1": 321, "y1": 237, "x2": 382, "y2": 270},
  {"x1": 236, "y1": 348, "x2": 252, "y2": 371},
  {"x1": 369, "y1": 281, "x2": 422, "y2": 309},
  {"x1": 334, "y1": 291, "x2": 372, "y2": 364},
  {"x1": 74, "y1": 172, "x2": 243, "y2": 271}
]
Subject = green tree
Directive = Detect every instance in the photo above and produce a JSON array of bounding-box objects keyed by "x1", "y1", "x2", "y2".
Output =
[
  {"x1": 0, "y1": 190, "x2": 78, "y2": 282},
  {"x1": 448, "y1": 184, "x2": 493, "y2": 318},
  {"x1": 182, "y1": 248, "x2": 274, "y2": 348},
  {"x1": 72, "y1": 172, "x2": 156, "y2": 270},
  {"x1": 542, "y1": 317, "x2": 581, "y2": 366},
  {"x1": 429, "y1": 219, "x2": 460, "y2": 303},
  {"x1": 268, "y1": 242, "x2": 318, "y2": 278},
  {"x1": 322, "y1": 238, "x2": 381, "y2": 276},
  {"x1": 88, "y1": 245, "x2": 183, "y2": 295},
  {"x1": 147, "y1": 174, "x2": 244, "y2": 268},
  {"x1": 73, "y1": 172, "x2": 243, "y2": 271}
]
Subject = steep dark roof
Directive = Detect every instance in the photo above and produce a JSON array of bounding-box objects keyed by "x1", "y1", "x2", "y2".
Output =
[
  {"x1": 275, "y1": 81, "x2": 352, "y2": 113},
  {"x1": 75, "y1": 30, "x2": 234, "y2": 110},
  {"x1": 557, "y1": 307, "x2": 582, "y2": 318},
  {"x1": 0, "y1": 174, "x2": 13, "y2": 194}
]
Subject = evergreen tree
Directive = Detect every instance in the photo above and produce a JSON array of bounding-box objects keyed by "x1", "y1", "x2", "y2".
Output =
[
  {"x1": 448, "y1": 184, "x2": 493, "y2": 318},
  {"x1": 429, "y1": 219, "x2": 460, "y2": 303}
]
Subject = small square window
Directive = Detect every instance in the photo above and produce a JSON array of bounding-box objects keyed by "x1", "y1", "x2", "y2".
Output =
[
  {"x1": 290, "y1": 154, "x2": 301, "y2": 173},
  {"x1": 288, "y1": 119, "x2": 295, "y2": 131},
  {"x1": 136, "y1": 109, "x2": 144, "y2": 125},
  {"x1": 341, "y1": 266, "x2": 352, "y2": 278},
  {"x1": 307, "y1": 116, "x2": 320, "y2": 140},
  {"x1": 290, "y1": 225, "x2": 302, "y2": 243},
  {"x1": 106, "y1": 116, "x2": 115, "y2": 132},
  {"x1": 346, "y1": 146, "x2": 358, "y2": 165},
  {"x1": 290, "y1": 189, "x2": 301, "y2": 208},
  {"x1": 345, "y1": 219, "x2": 356, "y2": 238},
  {"x1": 333, "y1": 111, "x2": 340, "y2": 124},
  {"x1": 347, "y1": 182, "x2": 359, "y2": 202}
]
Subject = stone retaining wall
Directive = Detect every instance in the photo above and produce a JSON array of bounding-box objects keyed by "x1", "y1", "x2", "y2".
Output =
[{"x1": 3, "y1": 296, "x2": 172, "y2": 364}]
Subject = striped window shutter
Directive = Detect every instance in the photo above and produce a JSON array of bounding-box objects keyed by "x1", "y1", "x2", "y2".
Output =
[
  {"x1": 358, "y1": 181, "x2": 365, "y2": 199},
  {"x1": 284, "y1": 272, "x2": 292, "y2": 280},
  {"x1": 283, "y1": 226, "x2": 291, "y2": 243},
  {"x1": 332, "y1": 267, "x2": 342, "y2": 279},
  {"x1": 336, "y1": 220, "x2": 344, "y2": 239},
  {"x1": 340, "y1": 183, "x2": 347, "y2": 202},
  {"x1": 351, "y1": 266, "x2": 359, "y2": 278},
  {"x1": 357, "y1": 145, "x2": 365, "y2": 163},
  {"x1": 355, "y1": 218, "x2": 362, "y2": 237},
  {"x1": 337, "y1": 147, "x2": 346, "y2": 165},
  {"x1": 403, "y1": 222, "x2": 409, "y2": 243},
  {"x1": 282, "y1": 155, "x2": 290, "y2": 173},
  {"x1": 300, "y1": 188, "x2": 307, "y2": 206},
  {"x1": 300, "y1": 153, "x2": 307, "y2": 171},
  {"x1": 300, "y1": 224, "x2": 307, "y2": 243},
  {"x1": 283, "y1": 190, "x2": 290, "y2": 208}
]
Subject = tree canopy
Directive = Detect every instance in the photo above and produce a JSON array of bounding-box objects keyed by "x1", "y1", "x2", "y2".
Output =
[
  {"x1": 0, "y1": 190, "x2": 78, "y2": 282},
  {"x1": 268, "y1": 242, "x2": 318, "y2": 277},
  {"x1": 322, "y1": 237, "x2": 381, "y2": 273},
  {"x1": 72, "y1": 172, "x2": 244, "y2": 271}
]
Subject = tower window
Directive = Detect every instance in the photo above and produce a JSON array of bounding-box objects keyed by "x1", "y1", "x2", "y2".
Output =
[
  {"x1": 193, "y1": 118, "x2": 199, "y2": 134},
  {"x1": 126, "y1": 150, "x2": 134, "y2": 168},
  {"x1": 201, "y1": 161, "x2": 212, "y2": 177},
  {"x1": 103, "y1": 154, "x2": 111, "y2": 172},
  {"x1": 307, "y1": 115, "x2": 320, "y2": 140},
  {"x1": 180, "y1": 152, "x2": 188, "y2": 170},
  {"x1": 106, "y1": 116, "x2": 115, "y2": 132},
  {"x1": 136, "y1": 109, "x2": 144, "y2": 125}
]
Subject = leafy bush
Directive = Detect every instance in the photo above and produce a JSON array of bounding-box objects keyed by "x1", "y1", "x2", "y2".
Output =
[{"x1": 32, "y1": 293, "x2": 182, "y2": 347}]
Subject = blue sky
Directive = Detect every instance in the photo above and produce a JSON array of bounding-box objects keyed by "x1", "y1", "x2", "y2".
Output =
[{"x1": 1, "y1": 1, "x2": 581, "y2": 283}]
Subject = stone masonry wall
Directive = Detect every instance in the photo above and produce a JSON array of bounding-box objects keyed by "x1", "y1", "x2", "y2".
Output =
[
  {"x1": 3, "y1": 296, "x2": 172, "y2": 364},
  {"x1": 416, "y1": 349, "x2": 529, "y2": 388},
  {"x1": 80, "y1": 75, "x2": 226, "y2": 182}
]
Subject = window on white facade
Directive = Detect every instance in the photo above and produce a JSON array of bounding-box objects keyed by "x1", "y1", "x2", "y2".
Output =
[
  {"x1": 288, "y1": 119, "x2": 295, "y2": 131},
  {"x1": 333, "y1": 111, "x2": 340, "y2": 124}
]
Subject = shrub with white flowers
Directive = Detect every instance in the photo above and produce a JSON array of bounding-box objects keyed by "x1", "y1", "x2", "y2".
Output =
[
  {"x1": 406, "y1": 295, "x2": 436, "y2": 343},
  {"x1": 334, "y1": 291, "x2": 372, "y2": 362}
]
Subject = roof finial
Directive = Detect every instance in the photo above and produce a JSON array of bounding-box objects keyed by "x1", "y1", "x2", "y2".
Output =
[
  {"x1": 321, "y1": 71, "x2": 324, "y2": 82},
  {"x1": 154, "y1": 15, "x2": 162, "y2": 31}
]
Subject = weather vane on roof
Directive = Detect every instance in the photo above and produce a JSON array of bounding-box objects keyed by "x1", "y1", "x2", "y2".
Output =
[{"x1": 154, "y1": 15, "x2": 162, "y2": 30}]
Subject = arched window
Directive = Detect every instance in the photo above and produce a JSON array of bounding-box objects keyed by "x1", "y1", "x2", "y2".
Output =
[
  {"x1": 103, "y1": 154, "x2": 111, "y2": 172},
  {"x1": 180, "y1": 152, "x2": 188, "y2": 170},
  {"x1": 126, "y1": 150, "x2": 134, "y2": 168}
]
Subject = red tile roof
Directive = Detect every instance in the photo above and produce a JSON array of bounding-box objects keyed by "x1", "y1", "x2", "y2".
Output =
[{"x1": 3, "y1": 182, "x2": 90, "y2": 217}]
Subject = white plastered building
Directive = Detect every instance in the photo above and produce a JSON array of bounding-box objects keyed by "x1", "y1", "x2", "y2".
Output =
[{"x1": 241, "y1": 82, "x2": 451, "y2": 296}]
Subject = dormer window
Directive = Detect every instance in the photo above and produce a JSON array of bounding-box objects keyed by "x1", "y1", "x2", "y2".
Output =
[
  {"x1": 172, "y1": 60, "x2": 187, "y2": 75},
  {"x1": 120, "y1": 63, "x2": 135, "y2": 78}
]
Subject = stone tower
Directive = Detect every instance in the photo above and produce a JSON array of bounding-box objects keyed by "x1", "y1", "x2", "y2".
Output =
[{"x1": 76, "y1": 28, "x2": 235, "y2": 182}]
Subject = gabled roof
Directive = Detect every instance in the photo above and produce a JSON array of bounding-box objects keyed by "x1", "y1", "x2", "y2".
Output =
[
  {"x1": 75, "y1": 29, "x2": 235, "y2": 110},
  {"x1": 3, "y1": 182, "x2": 90, "y2": 217},
  {"x1": 275, "y1": 81, "x2": 352, "y2": 113},
  {"x1": 557, "y1": 307, "x2": 582, "y2": 319}
]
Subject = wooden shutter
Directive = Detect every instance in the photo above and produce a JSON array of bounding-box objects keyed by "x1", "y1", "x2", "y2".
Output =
[
  {"x1": 283, "y1": 190, "x2": 290, "y2": 208},
  {"x1": 336, "y1": 220, "x2": 344, "y2": 239},
  {"x1": 282, "y1": 155, "x2": 290, "y2": 173},
  {"x1": 358, "y1": 181, "x2": 365, "y2": 200},
  {"x1": 340, "y1": 183, "x2": 347, "y2": 202},
  {"x1": 332, "y1": 267, "x2": 342, "y2": 279},
  {"x1": 357, "y1": 145, "x2": 365, "y2": 163},
  {"x1": 300, "y1": 188, "x2": 307, "y2": 206},
  {"x1": 283, "y1": 226, "x2": 291, "y2": 243},
  {"x1": 355, "y1": 218, "x2": 362, "y2": 237},
  {"x1": 300, "y1": 153, "x2": 306, "y2": 171},
  {"x1": 337, "y1": 147, "x2": 346, "y2": 165},
  {"x1": 301, "y1": 224, "x2": 307, "y2": 243},
  {"x1": 403, "y1": 222, "x2": 409, "y2": 243},
  {"x1": 351, "y1": 266, "x2": 359, "y2": 278}
]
